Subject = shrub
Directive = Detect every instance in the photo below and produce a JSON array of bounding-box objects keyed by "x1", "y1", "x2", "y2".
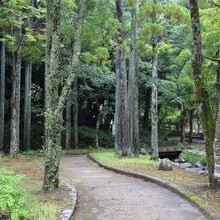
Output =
[
  {"x1": 79, "y1": 126, "x2": 114, "y2": 147},
  {"x1": 180, "y1": 150, "x2": 207, "y2": 166},
  {"x1": 78, "y1": 126, "x2": 96, "y2": 145},
  {"x1": 0, "y1": 169, "x2": 30, "y2": 220}
]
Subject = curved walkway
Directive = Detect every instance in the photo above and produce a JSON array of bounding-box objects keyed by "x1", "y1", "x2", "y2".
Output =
[{"x1": 61, "y1": 155, "x2": 207, "y2": 220}]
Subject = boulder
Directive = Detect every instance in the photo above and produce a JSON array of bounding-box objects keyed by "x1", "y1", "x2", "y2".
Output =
[
  {"x1": 199, "y1": 170, "x2": 208, "y2": 176},
  {"x1": 185, "y1": 168, "x2": 201, "y2": 174},
  {"x1": 159, "y1": 159, "x2": 173, "y2": 171},
  {"x1": 201, "y1": 166, "x2": 208, "y2": 171},
  {"x1": 140, "y1": 148, "x2": 147, "y2": 155},
  {"x1": 175, "y1": 158, "x2": 186, "y2": 163},
  {"x1": 181, "y1": 162, "x2": 192, "y2": 169},
  {"x1": 195, "y1": 161, "x2": 203, "y2": 168}
]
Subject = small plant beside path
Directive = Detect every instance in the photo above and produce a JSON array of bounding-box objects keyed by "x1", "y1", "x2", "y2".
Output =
[{"x1": 0, "y1": 155, "x2": 72, "y2": 220}]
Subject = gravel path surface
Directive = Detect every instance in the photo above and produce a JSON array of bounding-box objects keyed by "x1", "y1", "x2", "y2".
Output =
[{"x1": 61, "y1": 155, "x2": 207, "y2": 220}]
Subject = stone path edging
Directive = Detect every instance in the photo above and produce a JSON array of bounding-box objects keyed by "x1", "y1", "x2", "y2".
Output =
[
  {"x1": 88, "y1": 154, "x2": 220, "y2": 220},
  {"x1": 59, "y1": 184, "x2": 78, "y2": 220}
]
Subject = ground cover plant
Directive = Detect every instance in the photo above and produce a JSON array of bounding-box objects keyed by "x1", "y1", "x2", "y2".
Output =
[{"x1": 0, "y1": 156, "x2": 71, "y2": 220}]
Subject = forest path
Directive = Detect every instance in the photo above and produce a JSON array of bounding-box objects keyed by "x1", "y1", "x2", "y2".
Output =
[{"x1": 61, "y1": 155, "x2": 207, "y2": 220}]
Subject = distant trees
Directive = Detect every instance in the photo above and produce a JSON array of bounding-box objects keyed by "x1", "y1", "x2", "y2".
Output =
[{"x1": 1, "y1": 0, "x2": 220, "y2": 188}]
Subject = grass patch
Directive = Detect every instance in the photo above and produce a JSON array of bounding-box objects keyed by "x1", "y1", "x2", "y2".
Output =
[
  {"x1": 30, "y1": 203, "x2": 59, "y2": 220},
  {"x1": 91, "y1": 149, "x2": 220, "y2": 213},
  {"x1": 93, "y1": 149, "x2": 159, "y2": 167}
]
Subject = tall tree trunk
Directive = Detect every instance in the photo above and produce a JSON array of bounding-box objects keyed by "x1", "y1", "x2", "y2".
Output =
[
  {"x1": 217, "y1": 62, "x2": 220, "y2": 107},
  {"x1": 44, "y1": 0, "x2": 62, "y2": 190},
  {"x1": 115, "y1": 0, "x2": 130, "y2": 156},
  {"x1": 43, "y1": 0, "x2": 86, "y2": 190},
  {"x1": 95, "y1": 102, "x2": 100, "y2": 149},
  {"x1": 189, "y1": 109, "x2": 194, "y2": 143},
  {"x1": 213, "y1": 56, "x2": 220, "y2": 183},
  {"x1": 65, "y1": 94, "x2": 71, "y2": 149},
  {"x1": 214, "y1": 100, "x2": 220, "y2": 183},
  {"x1": 180, "y1": 106, "x2": 186, "y2": 145},
  {"x1": 142, "y1": 89, "x2": 151, "y2": 130},
  {"x1": 128, "y1": 0, "x2": 139, "y2": 156},
  {"x1": 150, "y1": 0, "x2": 159, "y2": 160},
  {"x1": 0, "y1": 42, "x2": 5, "y2": 153},
  {"x1": 10, "y1": 51, "x2": 21, "y2": 157},
  {"x1": 73, "y1": 77, "x2": 79, "y2": 148},
  {"x1": 24, "y1": 62, "x2": 32, "y2": 151},
  {"x1": 189, "y1": 0, "x2": 216, "y2": 185},
  {"x1": 151, "y1": 36, "x2": 159, "y2": 160}
]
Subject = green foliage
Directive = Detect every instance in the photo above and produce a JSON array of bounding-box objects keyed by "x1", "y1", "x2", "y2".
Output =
[
  {"x1": 139, "y1": 130, "x2": 179, "y2": 148},
  {"x1": 180, "y1": 150, "x2": 207, "y2": 166},
  {"x1": 79, "y1": 126, "x2": 114, "y2": 147},
  {"x1": 0, "y1": 169, "x2": 30, "y2": 220}
]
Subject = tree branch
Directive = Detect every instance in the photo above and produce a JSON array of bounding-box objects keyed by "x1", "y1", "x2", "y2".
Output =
[
  {"x1": 208, "y1": 0, "x2": 220, "y2": 8},
  {"x1": 203, "y1": 55, "x2": 220, "y2": 63},
  {"x1": 55, "y1": 0, "x2": 86, "y2": 116}
]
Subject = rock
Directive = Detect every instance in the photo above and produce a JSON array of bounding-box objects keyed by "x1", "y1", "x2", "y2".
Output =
[
  {"x1": 181, "y1": 162, "x2": 192, "y2": 169},
  {"x1": 201, "y1": 166, "x2": 208, "y2": 171},
  {"x1": 118, "y1": 150, "x2": 122, "y2": 156},
  {"x1": 174, "y1": 159, "x2": 182, "y2": 163},
  {"x1": 140, "y1": 148, "x2": 147, "y2": 155},
  {"x1": 185, "y1": 168, "x2": 201, "y2": 174},
  {"x1": 195, "y1": 161, "x2": 203, "y2": 168},
  {"x1": 173, "y1": 162, "x2": 181, "y2": 167},
  {"x1": 175, "y1": 158, "x2": 186, "y2": 163},
  {"x1": 159, "y1": 159, "x2": 173, "y2": 171},
  {"x1": 199, "y1": 170, "x2": 208, "y2": 176}
]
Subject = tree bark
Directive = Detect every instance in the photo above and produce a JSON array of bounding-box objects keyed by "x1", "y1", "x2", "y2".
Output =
[
  {"x1": 24, "y1": 62, "x2": 32, "y2": 151},
  {"x1": 65, "y1": 94, "x2": 72, "y2": 149},
  {"x1": 180, "y1": 106, "x2": 186, "y2": 144},
  {"x1": 214, "y1": 55, "x2": 220, "y2": 184},
  {"x1": 10, "y1": 51, "x2": 21, "y2": 157},
  {"x1": 0, "y1": 42, "x2": 5, "y2": 153},
  {"x1": 142, "y1": 89, "x2": 151, "y2": 130},
  {"x1": 43, "y1": 0, "x2": 63, "y2": 190},
  {"x1": 217, "y1": 62, "x2": 220, "y2": 107},
  {"x1": 151, "y1": 35, "x2": 159, "y2": 160},
  {"x1": 128, "y1": 0, "x2": 139, "y2": 156},
  {"x1": 43, "y1": 0, "x2": 86, "y2": 190},
  {"x1": 189, "y1": 109, "x2": 194, "y2": 143},
  {"x1": 189, "y1": 0, "x2": 216, "y2": 185},
  {"x1": 151, "y1": 0, "x2": 159, "y2": 160},
  {"x1": 73, "y1": 77, "x2": 79, "y2": 148},
  {"x1": 95, "y1": 102, "x2": 101, "y2": 149},
  {"x1": 115, "y1": 0, "x2": 130, "y2": 156}
]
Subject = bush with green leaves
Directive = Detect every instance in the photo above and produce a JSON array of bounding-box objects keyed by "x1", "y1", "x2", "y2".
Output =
[
  {"x1": 0, "y1": 169, "x2": 30, "y2": 220},
  {"x1": 180, "y1": 150, "x2": 207, "y2": 166}
]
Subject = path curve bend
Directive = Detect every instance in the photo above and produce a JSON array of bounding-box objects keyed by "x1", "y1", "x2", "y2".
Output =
[{"x1": 61, "y1": 155, "x2": 207, "y2": 220}]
